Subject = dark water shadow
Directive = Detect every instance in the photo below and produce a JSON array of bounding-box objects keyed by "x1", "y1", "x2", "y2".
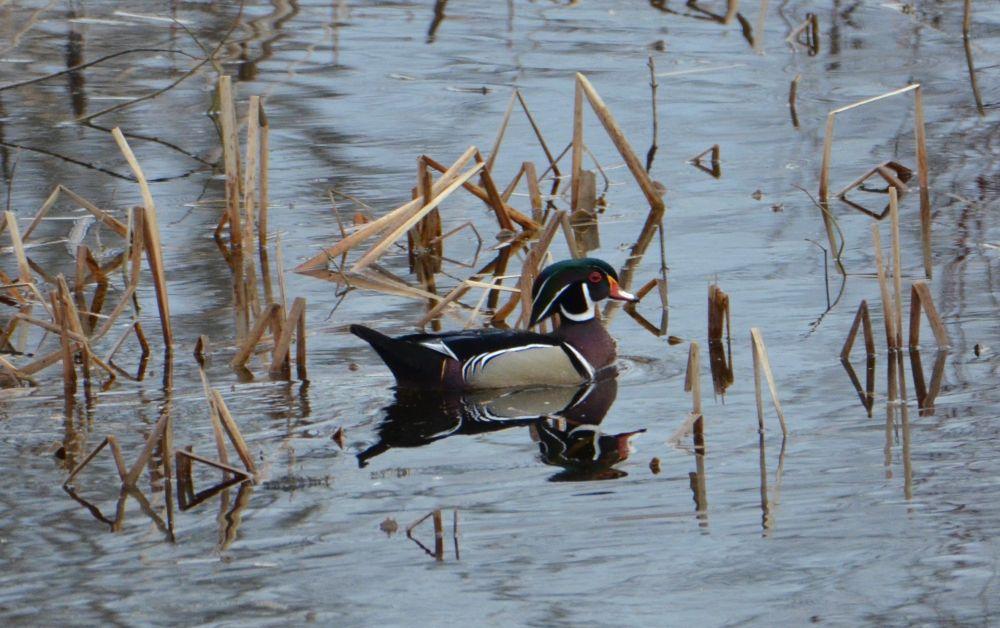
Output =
[{"x1": 358, "y1": 377, "x2": 643, "y2": 481}]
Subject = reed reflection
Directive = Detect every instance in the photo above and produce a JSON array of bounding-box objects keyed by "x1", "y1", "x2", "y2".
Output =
[{"x1": 358, "y1": 377, "x2": 643, "y2": 481}]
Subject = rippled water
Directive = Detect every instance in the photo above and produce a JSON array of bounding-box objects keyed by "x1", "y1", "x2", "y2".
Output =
[{"x1": 1, "y1": 1, "x2": 998, "y2": 625}]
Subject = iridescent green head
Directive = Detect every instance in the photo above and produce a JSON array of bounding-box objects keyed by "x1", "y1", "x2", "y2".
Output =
[{"x1": 529, "y1": 257, "x2": 636, "y2": 327}]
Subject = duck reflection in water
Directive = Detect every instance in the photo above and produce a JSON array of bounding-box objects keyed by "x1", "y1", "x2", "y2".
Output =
[{"x1": 357, "y1": 377, "x2": 643, "y2": 481}]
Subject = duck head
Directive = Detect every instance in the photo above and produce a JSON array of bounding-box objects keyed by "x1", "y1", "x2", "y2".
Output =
[{"x1": 529, "y1": 257, "x2": 637, "y2": 327}]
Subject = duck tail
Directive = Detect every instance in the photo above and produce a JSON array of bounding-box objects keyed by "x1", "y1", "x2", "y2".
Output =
[{"x1": 350, "y1": 324, "x2": 447, "y2": 387}]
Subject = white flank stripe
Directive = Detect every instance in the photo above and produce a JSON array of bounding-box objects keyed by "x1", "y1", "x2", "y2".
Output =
[{"x1": 561, "y1": 343, "x2": 595, "y2": 379}]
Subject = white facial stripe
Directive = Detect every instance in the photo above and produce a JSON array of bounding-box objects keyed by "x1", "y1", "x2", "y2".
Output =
[
  {"x1": 420, "y1": 340, "x2": 458, "y2": 360},
  {"x1": 534, "y1": 283, "x2": 570, "y2": 323},
  {"x1": 560, "y1": 304, "x2": 594, "y2": 322}
]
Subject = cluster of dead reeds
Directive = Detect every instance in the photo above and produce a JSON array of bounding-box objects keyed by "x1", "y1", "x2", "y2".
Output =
[
  {"x1": 0, "y1": 75, "x2": 327, "y2": 537},
  {"x1": 294, "y1": 73, "x2": 669, "y2": 335}
]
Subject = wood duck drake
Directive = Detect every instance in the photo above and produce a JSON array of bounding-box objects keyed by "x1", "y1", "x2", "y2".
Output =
[{"x1": 350, "y1": 257, "x2": 637, "y2": 390}]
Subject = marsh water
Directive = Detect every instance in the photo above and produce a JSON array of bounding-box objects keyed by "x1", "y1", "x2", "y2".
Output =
[{"x1": 1, "y1": 1, "x2": 998, "y2": 625}]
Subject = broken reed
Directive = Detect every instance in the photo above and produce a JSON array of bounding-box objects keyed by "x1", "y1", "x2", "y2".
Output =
[{"x1": 818, "y1": 84, "x2": 932, "y2": 278}]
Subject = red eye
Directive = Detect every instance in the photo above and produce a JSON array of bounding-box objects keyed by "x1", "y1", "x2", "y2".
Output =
[{"x1": 588, "y1": 271, "x2": 603, "y2": 283}]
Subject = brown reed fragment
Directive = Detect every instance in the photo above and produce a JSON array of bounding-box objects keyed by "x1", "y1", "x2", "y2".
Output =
[
  {"x1": 514, "y1": 91, "x2": 562, "y2": 190},
  {"x1": 570, "y1": 170, "x2": 600, "y2": 254},
  {"x1": 908, "y1": 281, "x2": 949, "y2": 350},
  {"x1": 139, "y1": 206, "x2": 173, "y2": 348},
  {"x1": 819, "y1": 84, "x2": 930, "y2": 275},
  {"x1": 210, "y1": 388, "x2": 257, "y2": 477},
  {"x1": 913, "y1": 86, "x2": 931, "y2": 278},
  {"x1": 63, "y1": 435, "x2": 128, "y2": 487},
  {"x1": 258, "y1": 98, "x2": 270, "y2": 247},
  {"x1": 270, "y1": 297, "x2": 307, "y2": 377},
  {"x1": 750, "y1": 328, "x2": 787, "y2": 437},
  {"x1": 244, "y1": 95, "x2": 261, "y2": 252},
  {"x1": 124, "y1": 409, "x2": 171, "y2": 487},
  {"x1": 218, "y1": 76, "x2": 243, "y2": 250},
  {"x1": 888, "y1": 187, "x2": 904, "y2": 348},
  {"x1": 295, "y1": 147, "x2": 477, "y2": 272},
  {"x1": 840, "y1": 300, "x2": 875, "y2": 360},
  {"x1": 707, "y1": 284, "x2": 730, "y2": 343},
  {"x1": 295, "y1": 300, "x2": 308, "y2": 380},
  {"x1": 575, "y1": 74, "x2": 665, "y2": 215},
  {"x1": 473, "y1": 151, "x2": 515, "y2": 232},
  {"x1": 871, "y1": 224, "x2": 897, "y2": 350},
  {"x1": 422, "y1": 157, "x2": 540, "y2": 231},
  {"x1": 685, "y1": 341, "x2": 702, "y2": 418},
  {"x1": 524, "y1": 162, "x2": 544, "y2": 222},
  {"x1": 231, "y1": 302, "x2": 281, "y2": 369},
  {"x1": 689, "y1": 145, "x2": 721, "y2": 178},
  {"x1": 571, "y1": 79, "x2": 585, "y2": 210},
  {"x1": 0, "y1": 355, "x2": 34, "y2": 386},
  {"x1": 432, "y1": 509, "x2": 445, "y2": 561},
  {"x1": 910, "y1": 349, "x2": 946, "y2": 416},
  {"x1": 4, "y1": 211, "x2": 33, "y2": 289},
  {"x1": 485, "y1": 90, "x2": 517, "y2": 173},
  {"x1": 786, "y1": 13, "x2": 819, "y2": 54},
  {"x1": 53, "y1": 291, "x2": 77, "y2": 397},
  {"x1": 21, "y1": 185, "x2": 128, "y2": 239},
  {"x1": 789, "y1": 74, "x2": 801, "y2": 128},
  {"x1": 352, "y1": 163, "x2": 485, "y2": 271},
  {"x1": 194, "y1": 335, "x2": 209, "y2": 366}
]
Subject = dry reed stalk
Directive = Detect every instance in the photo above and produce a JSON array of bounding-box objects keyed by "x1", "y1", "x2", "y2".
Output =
[
  {"x1": 52, "y1": 186, "x2": 128, "y2": 237},
  {"x1": 424, "y1": 157, "x2": 539, "y2": 230},
  {"x1": 485, "y1": 90, "x2": 518, "y2": 173},
  {"x1": 175, "y1": 449, "x2": 250, "y2": 482},
  {"x1": 0, "y1": 355, "x2": 34, "y2": 386},
  {"x1": 559, "y1": 210, "x2": 582, "y2": 260},
  {"x1": 295, "y1": 147, "x2": 477, "y2": 272},
  {"x1": 194, "y1": 335, "x2": 209, "y2": 365},
  {"x1": 258, "y1": 99, "x2": 270, "y2": 247},
  {"x1": 818, "y1": 84, "x2": 927, "y2": 267},
  {"x1": 524, "y1": 162, "x2": 543, "y2": 222},
  {"x1": 840, "y1": 300, "x2": 875, "y2": 360},
  {"x1": 124, "y1": 409, "x2": 171, "y2": 487},
  {"x1": 750, "y1": 328, "x2": 787, "y2": 437},
  {"x1": 473, "y1": 151, "x2": 515, "y2": 231},
  {"x1": 351, "y1": 163, "x2": 485, "y2": 271},
  {"x1": 295, "y1": 302, "x2": 307, "y2": 380},
  {"x1": 888, "y1": 187, "x2": 904, "y2": 347},
  {"x1": 243, "y1": 95, "x2": 260, "y2": 251},
  {"x1": 63, "y1": 436, "x2": 128, "y2": 486},
  {"x1": 210, "y1": 388, "x2": 257, "y2": 477},
  {"x1": 570, "y1": 170, "x2": 600, "y2": 253},
  {"x1": 707, "y1": 284, "x2": 730, "y2": 343},
  {"x1": 139, "y1": 206, "x2": 173, "y2": 348},
  {"x1": 911, "y1": 349, "x2": 946, "y2": 415},
  {"x1": 575, "y1": 73, "x2": 665, "y2": 214},
  {"x1": 789, "y1": 74, "x2": 801, "y2": 127},
  {"x1": 689, "y1": 145, "x2": 721, "y2": 178},
  {"x1": 53, "y1": 291, "x2": 77, "y2": 397},
  {"x1": 198, "y1": 368, "x2": 230, "y2": 466},
  {"x1": 231, "y1": 302, "x2": 281, "y2": 369},
  {"x1": 500, "y1": 163, "x2": 525, "y2": 203},
  {"x1": 685, "y1": 341, "x2": 702, "y2": 417},
  {"x1": 871, "y1": 223, "x2": 897, "y2": 350},
  {"x1": 571, "y1": 79, "x2": 585, "y2": 210},
  {"x1": 913, "y1": 86, "x2": 931, "y2": 278},
  {"x1": 908, "y1": 281, "x2": 949, "y2": 349},
  {"x1": 4, "y1": 212, "x2": 33, "y2": 289},
  {"x1": 514, "y1": 91, "x2": 561, "y2": 185},
  {"x1": 218, "y1": 76, "x2": 243, "y2": 250},
  {"x1": 270, "y1": 297, "x2": 306, "y2": 377},
  {"x1": 433, "y1": 509, "x2": 444, "y2": 561}
]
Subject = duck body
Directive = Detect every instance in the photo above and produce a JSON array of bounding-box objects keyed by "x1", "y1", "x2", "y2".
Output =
[{"x1": 351, "y1": 257, "x2": 635, "y2": 390}]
